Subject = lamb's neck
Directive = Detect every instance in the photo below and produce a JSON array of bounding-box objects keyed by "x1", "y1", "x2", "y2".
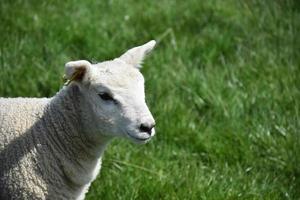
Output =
[{"x1": 45, "y1": 85, "x2": 110, "y2": 188}]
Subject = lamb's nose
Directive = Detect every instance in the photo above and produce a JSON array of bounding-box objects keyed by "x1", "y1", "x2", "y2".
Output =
[{"x1": 139, "y1": 122, "x2": 155, "y2": 135}]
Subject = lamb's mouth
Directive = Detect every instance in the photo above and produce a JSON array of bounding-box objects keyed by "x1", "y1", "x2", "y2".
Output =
[{"x1": 125, "y1": 131, "x2": 150, "y2": 141}]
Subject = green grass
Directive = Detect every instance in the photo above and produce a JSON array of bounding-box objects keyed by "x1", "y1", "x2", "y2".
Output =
[{"x1": 1, "y1": 0, "x2": 300, "y2": 199}]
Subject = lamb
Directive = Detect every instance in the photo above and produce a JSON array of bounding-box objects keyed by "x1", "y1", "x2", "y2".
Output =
[{"x1": 0, "y1": 40, "x2": 156, "y2": 200}]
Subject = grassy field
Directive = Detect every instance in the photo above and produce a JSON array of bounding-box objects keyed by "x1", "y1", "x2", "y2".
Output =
[{"x1": 1, "y1": 0, "x2": 300, "y2": 199}]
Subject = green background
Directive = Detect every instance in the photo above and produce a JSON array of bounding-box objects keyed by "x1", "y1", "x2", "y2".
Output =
[{"x1": 1, "y1": 0, "x2": 299, "y2": 199}]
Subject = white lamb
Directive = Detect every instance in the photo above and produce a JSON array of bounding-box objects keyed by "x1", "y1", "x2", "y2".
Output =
[{"x1": 0, "y1": 40, "x2": 156, "y2": 200}]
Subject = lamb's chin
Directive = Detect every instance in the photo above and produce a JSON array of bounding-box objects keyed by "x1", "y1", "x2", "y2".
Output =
[{"x1": 125, "y1": 131, "x2": 151, "y2": 144}]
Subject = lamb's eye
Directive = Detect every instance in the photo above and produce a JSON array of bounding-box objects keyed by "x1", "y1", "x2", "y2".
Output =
[{"x1": 98, "y1": 93, "x2": 114, "y2": 101}]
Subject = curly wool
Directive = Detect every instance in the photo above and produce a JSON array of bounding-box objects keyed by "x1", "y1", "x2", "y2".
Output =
[{"x1": 0, "y1": 85, "x2": 107, "y2": 200}]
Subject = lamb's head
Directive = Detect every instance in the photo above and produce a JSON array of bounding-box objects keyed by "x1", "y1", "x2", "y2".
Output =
[{"x1": 64, "y1": 40, "x2": 156, "y2": 144}]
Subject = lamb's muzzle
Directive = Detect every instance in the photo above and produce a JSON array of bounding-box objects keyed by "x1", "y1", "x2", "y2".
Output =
[{"x1": 139, "y1": 122, "x2": 155, "y2": 135}]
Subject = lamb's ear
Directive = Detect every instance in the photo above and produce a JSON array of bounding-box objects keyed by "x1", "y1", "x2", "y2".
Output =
[
  {"x1": 119, "y1": 40, "x2": 156, "y2": 69},
  {"x1": 64, "y1": 60, "x2": 91, "y2": 83}
]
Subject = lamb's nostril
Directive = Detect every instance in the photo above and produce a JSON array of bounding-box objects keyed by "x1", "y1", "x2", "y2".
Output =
[{"x1": 139, "y1": 123, "x2": 155, "y2": 135}]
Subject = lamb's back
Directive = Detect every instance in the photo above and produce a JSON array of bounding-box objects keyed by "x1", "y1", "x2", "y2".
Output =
[
  {"x1": 0, "y1": 96, "x2": 94, "y2": 200},
  {"x1": 0, "y1": 97, "x2": 49, "y2": 146},
  {"x1": 0, "y1": 98, "x2": 52, "y2": 199}
]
